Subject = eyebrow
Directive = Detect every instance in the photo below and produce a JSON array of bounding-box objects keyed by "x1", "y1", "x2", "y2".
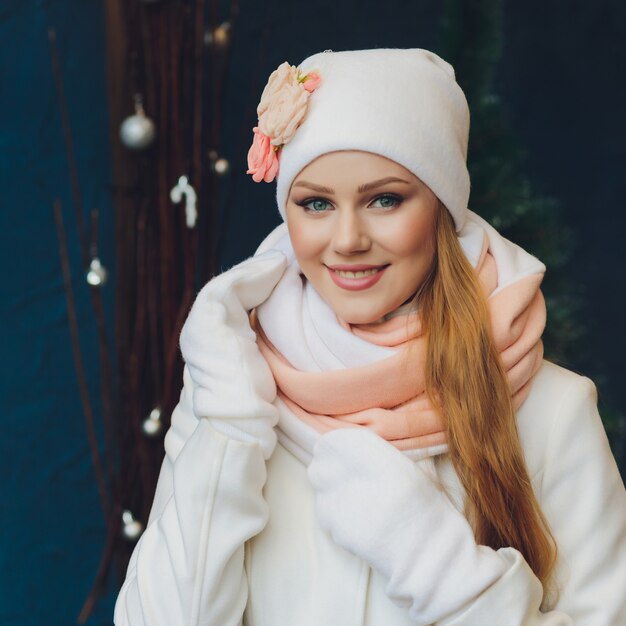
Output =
[{"x1": 291, "y1": 176, "x2": 411, "y2": 194}]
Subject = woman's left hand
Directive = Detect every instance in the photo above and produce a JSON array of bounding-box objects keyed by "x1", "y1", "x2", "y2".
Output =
[
  {"x1": 306, "y1": 427, "x2": 509, "y2": 624},
  {"x1": 307, "y1": 427, "x2": 429, "y2": 556}
]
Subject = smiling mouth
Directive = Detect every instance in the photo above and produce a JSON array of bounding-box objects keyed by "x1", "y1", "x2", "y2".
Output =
[
  {"x1": 326, "y1": 264, "x2": 390, "y2": 278},
  {"x1": 325, "y1": 264, "x2": 390, "y2": 291},
  {"x1": 332, "y1": 268, "x2": 384, "y2": 278}
]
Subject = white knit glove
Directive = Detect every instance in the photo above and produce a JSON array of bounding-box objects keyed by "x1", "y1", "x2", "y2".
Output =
[
  {"x1": 307, "y1": 427, "x2": 509, "y2": 624},
  {"x1": 179, "y1": 248, "x2": 288, "y2": 459}
]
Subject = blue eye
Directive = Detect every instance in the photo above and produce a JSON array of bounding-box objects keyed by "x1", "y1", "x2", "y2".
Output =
[
  {"x1": 371, "y1": 194, "x2": 401, "y2": 209},
  {"x1": 299, "y1": 198, "x2": 332, "y2": 213}
]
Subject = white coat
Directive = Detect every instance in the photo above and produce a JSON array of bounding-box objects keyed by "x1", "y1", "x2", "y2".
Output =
[{"x1": 113, "y1": 352, "x2": 626, "y2": 625}]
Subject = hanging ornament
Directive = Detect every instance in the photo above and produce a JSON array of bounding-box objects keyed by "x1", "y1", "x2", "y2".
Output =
[
  {"x1": 205, "y1": 21, "x2": 230, "y2": 49},
  {"x1": 170, "y1": 175, "x2": 198, "y2": 228},
  {"x1": 142, "y1": 406, "x2": 163, "y2": 437},
  {"x1": 214, "y1": 158, "x2": 229, "y2": 175},
  {"x1": 86, "y1": 257, "x2": 108, "y2": 286},
  {"x1": 121, "y1": 510, "x2": 144, "y2": 542},
  {"x1": 209, "y1": 149, "x2": 230, "y2": 176},
  {"x1": 86, "y1": 210, "x2": 108, "y2": 287},
  {"x1": 120, "y1": 94, "x2": 156, "y2": 150}
]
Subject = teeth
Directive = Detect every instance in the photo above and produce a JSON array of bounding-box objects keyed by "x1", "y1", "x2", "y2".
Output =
[{"x1": 334, "y1": 268, "x2": 382, "y2": 278}]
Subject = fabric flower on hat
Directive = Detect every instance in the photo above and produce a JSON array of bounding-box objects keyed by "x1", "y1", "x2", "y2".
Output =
[
  {"x1": 247, "y1": 61, "x2": 321, "y2": 183},
  {"x1": 247, "y1": 126, "x2": 280, "y2": 183}
]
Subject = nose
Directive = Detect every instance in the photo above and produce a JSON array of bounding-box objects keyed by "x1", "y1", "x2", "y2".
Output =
[{"x1": 332, "y1": 209, "x2": 371, "y2": 255}]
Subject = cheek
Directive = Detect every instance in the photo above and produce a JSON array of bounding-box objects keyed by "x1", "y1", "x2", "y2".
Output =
[
  {"x1": 287, "y1": 220, "x2": 323, "y2": 264},
  {"x1": 382, "y1": 210, "x2": 436, "y2": 257}
]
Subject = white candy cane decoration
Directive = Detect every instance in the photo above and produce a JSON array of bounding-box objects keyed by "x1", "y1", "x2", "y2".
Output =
[{"x1": 170, "y1": 175, "x2": 198, "y2": 228}]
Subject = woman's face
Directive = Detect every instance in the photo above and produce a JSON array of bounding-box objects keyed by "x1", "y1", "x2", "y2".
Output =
[{"x1": 286, "y1": 150, "x2": 439, "y2": 325}]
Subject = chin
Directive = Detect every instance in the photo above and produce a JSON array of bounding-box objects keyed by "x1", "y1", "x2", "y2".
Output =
[{"x1": 333, "y1": 305, "x2": 388, "y2": 325}]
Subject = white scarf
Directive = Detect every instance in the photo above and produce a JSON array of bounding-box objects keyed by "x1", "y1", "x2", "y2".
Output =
[{"x1": 253, "y1": 210, "x2": 546, "y2": 465}]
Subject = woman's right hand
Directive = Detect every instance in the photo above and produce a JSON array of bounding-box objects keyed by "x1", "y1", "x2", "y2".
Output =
[{"x1": 179, "y1": 248, "x2": 288, "y2": 459}]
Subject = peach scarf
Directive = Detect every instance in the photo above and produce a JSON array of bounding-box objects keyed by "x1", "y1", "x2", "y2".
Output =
[{"x1": 250, "y1": 210, "x2": 546, "y2": 453}]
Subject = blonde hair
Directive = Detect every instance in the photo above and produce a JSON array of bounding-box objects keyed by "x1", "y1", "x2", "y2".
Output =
[{"x1": 416, "y1": 201, "x2": 558, "y2": 602}]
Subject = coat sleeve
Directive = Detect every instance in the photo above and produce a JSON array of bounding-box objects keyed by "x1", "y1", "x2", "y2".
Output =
[
  {"x1": 113, "y1": 364, "x2": 270, "y2": 626},
  {"x1": 436, "y1": 374, "x2": 626, "y2": 626}
]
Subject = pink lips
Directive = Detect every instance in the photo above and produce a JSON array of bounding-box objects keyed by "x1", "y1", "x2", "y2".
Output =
[{"x1": 326, "y1": 264, "x2": 389, "y2": 291}]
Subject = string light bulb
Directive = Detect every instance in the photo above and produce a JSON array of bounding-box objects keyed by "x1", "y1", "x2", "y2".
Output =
[{"x1": 205, "y1": 21, "x2": 230, "y2": 49}]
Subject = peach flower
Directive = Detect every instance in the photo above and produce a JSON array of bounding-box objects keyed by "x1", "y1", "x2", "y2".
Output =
[
  {"x1": 246, "y1": 61, "x2": 321, "y2": 183},
  {"x1": 246, "y1": 126, "x2": 280, "y2": 183},
  {"x1": 257, "y1": 61, "x2": 299, "y2": 117},
  {"x1": 258, "y1": 82, "x2": 309, "y2": 146}
]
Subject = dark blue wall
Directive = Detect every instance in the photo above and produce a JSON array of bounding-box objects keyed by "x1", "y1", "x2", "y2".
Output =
[
  {"x1": 0, "y1": 1, "x2": 117, "y2": 624},
  {"x1": 496, "y1": 0, "x2": 626, "y2": 423}
]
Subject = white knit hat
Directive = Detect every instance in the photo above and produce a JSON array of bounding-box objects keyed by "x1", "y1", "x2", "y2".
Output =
[{"x1": 246, "y1": 48, "x2": 471, "y2": 231}]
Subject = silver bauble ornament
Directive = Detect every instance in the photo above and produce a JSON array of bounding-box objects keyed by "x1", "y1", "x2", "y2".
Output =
[
  {"x1": 86, "y1": 257, "x2": 108, "y2": 286},
  {"x1": 142, "y1": 406, "x2": 163, "y2": 437},
  {"x1": 120, "y1": 96, "x2": 156, "y2": 150},
  {"x1": 213, "y1": 157, "x2": 230, "y2": 176},
  {"x1": 122, "y1": 510, "x2": 144, "y2": 541},
  {"x1": 208, "y1": 149, "x2": 230, "y2": 176}
]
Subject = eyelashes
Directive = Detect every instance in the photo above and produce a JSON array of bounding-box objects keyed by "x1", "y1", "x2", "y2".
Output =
[{"x1": 296, "y1": 193, "x2": 404, "y2": 213}]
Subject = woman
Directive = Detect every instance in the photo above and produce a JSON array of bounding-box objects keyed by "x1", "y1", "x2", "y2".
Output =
[{"x1": 114, "y1": 48, "x2": 626, "y2": 625}]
